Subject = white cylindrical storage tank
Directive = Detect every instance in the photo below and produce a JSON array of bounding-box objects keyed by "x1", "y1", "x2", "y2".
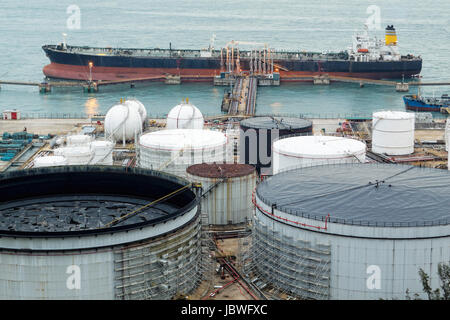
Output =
[
  {"x1": 139, "y1": 129, "x2": 228, "y2": 177},
  {"x1": 372, "y1": 111, "x2": 415, "y2": 155},
  {"x1": 66, "y1": 134, "x2": 92, "y2": 146},
  {"x1": 33, "y1": 155, "x2": 67, "y2": 168},
  {"x1": 90, "y1": 140, "x2": 114, "y2": 165},
  {"x1": 54, "y1": 146, "x2": 93, "y2": 165},
  {"x1": 0, "y1": 167, "x2": 201, "y2": 300},
  {"x1": 104, "y1": 103, "x2": 143, "y2": 143},
  {"x1": 273, "y1": 136, "x2": 366, "y2": 174},
  {"x1": 252, "y1": 164, "x2": 450, "y2": 300},
  {"x1": 186, "y1": 163, "x2": 257, "y2": 225},
  {"x1": 166, "y1": 103, "x2": 204, "y2": 130},
  {"x1": 124, "y1": 99, "x2": 147, "y2": 123}
]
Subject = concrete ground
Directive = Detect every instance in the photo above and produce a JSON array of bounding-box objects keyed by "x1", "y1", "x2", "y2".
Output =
[
  {"x1": 415, "y1": 129, "x2": 445, "y2": 142},
  {"x1": 311, "y1": 118, "x2": 344, "y2": 134},
  {"x1": 0, "y1": 119, "x2": 92, "y2": 135}
]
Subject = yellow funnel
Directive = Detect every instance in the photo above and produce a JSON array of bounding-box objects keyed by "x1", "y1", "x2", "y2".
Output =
[{"x1": 385, "y1": 25, "x2": 397, "y2": 46}]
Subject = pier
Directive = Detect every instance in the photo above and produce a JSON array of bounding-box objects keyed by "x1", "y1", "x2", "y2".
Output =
[
  {"x1": 220, "y1": 75, "x2": 258, "y2": 116},
  {"x1": 1, "y1": 71, "x2": 449, "y2": 95}
]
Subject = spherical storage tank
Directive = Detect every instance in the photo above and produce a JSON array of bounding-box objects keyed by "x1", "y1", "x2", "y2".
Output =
[
  {"x1": 186, "y1": 163, "x2": 256, "y2": 225},
  {"x1": 166, "y1": 102, "x2": 204, "y2": 130},
  {"x1": 105, "y1": 103, "x2": 143, "y2": 142},
  {"x1": 33, "y1": 155, "x2": 67, "y2": 168},
  {"x1": 124, "y1": 99, "x2": 147, "y2": 123},
  {"x1": 272, "y1": 136, "x2": 366, "y2": 174},
  {"x1": 0, "y1": 167, "x2": 201, "y2": 300},
  {"x1": 139, "y1": 129, "x2": 228, "y2": 177},
  {"x1": 372, "y1": 111, "x2": 415, "y2": 155},
  {"x1": 252, "y1": 164, "x2": 450, "y2": 300},
  {"x1": 239, "y1": 117, "x2": 313, "y2": 175}
]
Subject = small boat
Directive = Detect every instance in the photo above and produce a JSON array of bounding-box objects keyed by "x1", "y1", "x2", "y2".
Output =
[{"x1": 403, "y1": 93, "x2": 450, "y2": 112}]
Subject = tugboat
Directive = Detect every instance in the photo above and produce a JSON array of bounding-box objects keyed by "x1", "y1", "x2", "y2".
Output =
[{"x1": 403, "y1": 93, "x2": 450, "y2": 113}]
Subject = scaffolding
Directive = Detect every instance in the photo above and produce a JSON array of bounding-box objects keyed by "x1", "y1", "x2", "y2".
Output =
[
  {"x1": 112, "y1": 216, "x2": 203, "y2": 300},
  {"x1": 238, "y1": 214, "x2": 331, "y2": 300},
  {"x1": 112, "y1": 188, "x2": 217, "y2": 300}
]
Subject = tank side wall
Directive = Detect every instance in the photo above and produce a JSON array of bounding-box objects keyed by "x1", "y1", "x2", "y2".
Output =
[
  {"x1": 254, "y1": 204, "x2": 450, "y2": 300},
  {"x1": 0, "y1": 250, "x2": 115, "y2": 300}
]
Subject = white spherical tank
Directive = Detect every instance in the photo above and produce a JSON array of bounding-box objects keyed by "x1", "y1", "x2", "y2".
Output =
[
  {"x1": 273, "y1": 136, "x2": 366, "y2": 174},
  {"x1": 90, "y1": 140, "x2": 114, "y2": 165},
  {"x1": 105, "y1": 103, "x2": 143, "y2": 142},
  {"x1": 372, "y1": 111, "x2": 415, "y2": 155},
  {"x1": 124, "y1": 99, "x2": 147, "y2": 123},
  {"x1": 166, "y1": 103, "x2": 204, "y2": 130},
  {"x1": 186, "y1": 164, "x2": 257, "y2": 225},
  {"x1": 54, "y1": 146, "x2": 93, "y2": 165},
  {"x1": 33, "y1": 155, "x2": 67, "y2": 168},
  {"x1": 139, "y1": 129, "x2": 228, "y2": 177},
  {"x1": 66, "y1": 134, "x2": 92, "y2": 146}
]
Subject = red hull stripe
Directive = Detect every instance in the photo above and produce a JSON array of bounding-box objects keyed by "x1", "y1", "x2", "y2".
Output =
[{"x1": 43, "y1": 62, "x2": 413, "y2": 82}]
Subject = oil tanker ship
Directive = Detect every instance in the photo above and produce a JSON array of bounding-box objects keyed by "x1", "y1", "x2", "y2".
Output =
[{"x1": 42, "y1": 25, "x2": 422, "y2": 82}]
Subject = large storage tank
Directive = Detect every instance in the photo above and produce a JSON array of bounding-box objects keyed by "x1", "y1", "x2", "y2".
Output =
[
  {"x1": 138, "y1": 129, "x2": 228, "y2": 177},
  {"x1": 0, "y1": 166, "x2": 201, "y2": 300},
  {"x1": 90, "y1": 140, "x2": 114, "y2": 165},
  {"x1": 33, "y1": 155, "x2": 67, "y2": 168},
  {"x1": 372, "y1": 111, "x2": 415, "y2": 155},
  {"x1": 53, "y1": 146, "x2": 93, "y2": 165},
  {"x1": 105, "y1": 103, "x2": 143, "y2": 143},
  {"x1": 186, "y1": 163, "x2": 256, "y2": 225},
  {"x1": 272, "y1": 136, "x2": 366, "y2": 174},
  {"x1": 239, "y1": 117, "x2": 313, "y2": 175},
  {"x1": 251, "y1": 164, "x2": 450, "y2": 300},
  {"x1": 166, "y1": 102, "x2": 204, "y2": 130}
]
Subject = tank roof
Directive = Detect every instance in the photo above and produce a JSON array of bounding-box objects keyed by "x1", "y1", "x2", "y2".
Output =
[
  {"x1": 0, "y1": 166, "x2": 196, "y2": 236},
  {"x1": 139, "y1": 129, "x2": 226, "y2": 150},
  {"x1": 373, "y1": 111, "x2": 415, "y2": 120},
  {"x1": 273, "y1": 136, "x2": 366, "y2": 158},
  {"x1": 257, "y1": 164, "x2": 450, "y2": 227},
  {"x1": 240, "y1": 116, "x2": 312, "y2": 130},
  {"x1": 187, "y1": 163, "x2": 255, "y2": 178}
]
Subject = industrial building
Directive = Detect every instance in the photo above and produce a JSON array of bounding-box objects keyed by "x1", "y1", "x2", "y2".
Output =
[
  {"x1": 247, "y1": 163, "x2": 450, "y2": 300},
  {"x1": 0, "y1": 166, "x2": 203, "y2": 300}
]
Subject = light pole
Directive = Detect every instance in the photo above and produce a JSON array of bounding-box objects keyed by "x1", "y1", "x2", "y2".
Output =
[{"x1": 88, "y1": 61, "x2": 93, "y2": 83}]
